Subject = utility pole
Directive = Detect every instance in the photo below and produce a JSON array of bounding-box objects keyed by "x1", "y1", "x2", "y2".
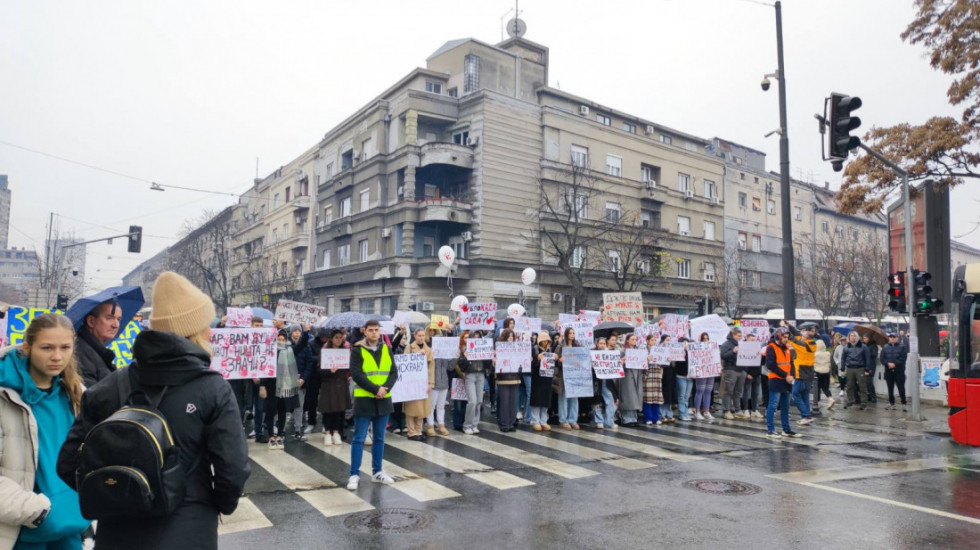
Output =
[{"x1": 775, "y1": 1, "x2": 796, "y2": 322}]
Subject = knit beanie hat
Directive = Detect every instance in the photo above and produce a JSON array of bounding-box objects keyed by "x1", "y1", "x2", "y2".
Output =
[{"x1": 149, "y1": 271, "x2": 216, "y2": 338}]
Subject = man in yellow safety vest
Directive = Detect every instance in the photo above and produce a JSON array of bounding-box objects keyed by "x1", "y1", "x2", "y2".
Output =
[{"x1": 346, "y1": 319, "x2": 399, "y2": 491}]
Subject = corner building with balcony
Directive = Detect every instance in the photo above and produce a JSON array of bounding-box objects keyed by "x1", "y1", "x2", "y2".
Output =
[{"x1": 305, "y1": 33, "x2": 724, "y2": 319}]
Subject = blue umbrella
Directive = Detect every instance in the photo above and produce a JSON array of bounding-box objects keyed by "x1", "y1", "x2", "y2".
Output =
[
  {"x1": 832, "y1": 322, "x2": 858, "y2": 335},
  {"x1": 323, "y1": 312, "x2": 368, "y2": 329},
  {"x1": 65, "y1": 286, "x2": 145, "y2": 333},
  {"x1": 249, "y1": 307, "x2": 274, "y2": 320}
]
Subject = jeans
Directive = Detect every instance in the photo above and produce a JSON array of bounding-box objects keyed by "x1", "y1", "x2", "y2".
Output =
[
  {"x1": 452, "y1": 399, "x2": 466, "y2": 429},
  {"x1": 464, "y1": 372, "x2": 485, "y2": 429},
  {"x1": 676, "y1": 377, "x2": 694, "y2": 418},
  {"x1": 766, "y1": 391, "x2": 791, "y2": 433},
  {"x1": 350, "y1": 414, "x2": 389, "y2": 476},
  {"x1": 884, "y1": 366, "x2": 907, "y2": 405},
  {"x1": 792, "y1": 380, "x2": 812, "y2": 418},
  {"x1": 694, "y1": 377, "x2": 714, "y2": 411},
  {"x1": 722, "y1": 370, "x2": 746, "y2": 412},
  {"x1": 519, "y1": 374, "x2": 532, "y2": 417},
  {"x1": 742, "y1": 374, "x2": 762, "y2": 411},
  {"x1": 529, "y1": 406, "x2": 548, "y2": 425},
  {"x1": 497, "y1": 384, "x2": 519, "y2": 429},
  {"x1": 642, "y1": 403, "x2": 661, "y2": 423},
  {"x1": 558, "y1": 393, "x2": 579, "y2": 424},
  {"x1": 251, "y1": 381, "x2": 265, "y2": 435},
  {"x1": 428, "y1": 388, "x2": 449, "y2": 426},
  {"x1": 592, "y1": 382, "x2": 618, "y2": 428}
]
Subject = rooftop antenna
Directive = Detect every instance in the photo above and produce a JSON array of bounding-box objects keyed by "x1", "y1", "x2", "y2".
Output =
[{"x1": 500, "y1": 1, "x2": 525, "y2": 41}]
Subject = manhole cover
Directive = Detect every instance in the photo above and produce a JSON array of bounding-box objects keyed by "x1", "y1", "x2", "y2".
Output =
[
  {"x1": 682, "y1": 479, "x2": 762, "y2": 496},
  {"x1": 344, "y1": 508, "x2": 435, "y2": 533}
]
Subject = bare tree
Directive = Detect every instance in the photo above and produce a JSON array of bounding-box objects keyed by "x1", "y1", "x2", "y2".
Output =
[
  {"x1": 601, "y1": 212, "x2": 673, "y2": 292},
  {"x1": 168, "y1": 209, "x2": 235, "y2": 310},
  {"x1": 716, "y1": 241, "x2": 755, "y2": 318},
  {"x1": 26, "y1": 225, "x2": 86, "y2": 309},
  {"x1": 795, "y1": 235, "x2": 851, "y2": 318},
  {"x1": 839, "y1": 234, "x2": 891, "y2": 322}
]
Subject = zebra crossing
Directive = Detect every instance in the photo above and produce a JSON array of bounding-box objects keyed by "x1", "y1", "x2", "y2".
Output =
[{"x1": 218, "y1": 417, "x2": 921, "y2": 537}]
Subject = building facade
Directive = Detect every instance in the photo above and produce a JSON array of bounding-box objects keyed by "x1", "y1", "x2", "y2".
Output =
[{"x1": 0, "y1": 175, "x2": 10, "y2": 250}]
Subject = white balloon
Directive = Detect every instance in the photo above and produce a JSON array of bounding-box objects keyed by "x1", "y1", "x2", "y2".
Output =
[
  {"x1": 438, "y1": 245, "x2": 456, "y2": 267},
  {"x1": 507, "y1": 303, "x2": 526, "y2": 317},
  {"x1": 450, "y1": 295, "x2": 469, "y2": 312},
  {"x1": 521, "y1": 267, "x2": 536, "y2": 286}
]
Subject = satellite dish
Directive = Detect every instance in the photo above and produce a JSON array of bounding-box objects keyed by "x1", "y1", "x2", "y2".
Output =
[{"x1": 507, "y1": 18, "x2": 527, "y2": 39}]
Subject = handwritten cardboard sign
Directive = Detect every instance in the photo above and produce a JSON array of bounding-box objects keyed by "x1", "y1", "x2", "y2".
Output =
[
  {"x1": 432, "y1": 337, "x2": 459, "y2": 360},
  {"x1": 634, "y1": 325, "x2": 660, "y2": 344},
  {"x1": 624, "y1": 348, "x2": 647, "y2": 370},
  {"x1": 225, "y1": 307, "x2": 253, "y2": 328},
  {"x1": 391, "y1": 353, "x2": 428, "y2": 403},
  {"x1": 579, "y1": 309, "x2": 602, "y2": 327},
  {"x1": 495, "y1": 341, "x2": 532, "y2": 373},
  {"x1": 429, "y1": 314, "x2": 451, "y2": 331},
  {"x1": 451, "y1": 377, "x2": 468, "y2": 400},
  {"x1": 650, "y1": 346, "x2": 671, "y2": 365},
  {"x1": 690, "y1": 314, "x2": 731, "y2": 343},
  {"x1": 109, "y1": 321, "x2": 142, "y2": 369},
  {"x1": 465, "y1": 338, "x2": 494, "y2": 361},
  {"x1": 539, "y1": 352, "x2": 556, "y2": 377},
  {"x1": 666, "y1": 342, "x2": 687, "y2": 362},
  {"x1": 564, "y1": 321, "x2": 594, "y2": 348},
  {"x1": 740, "y1": 319, "x2": 771, "y2": 343},
  {"x1": 514, "y1": 317, "x2": 542, "y2": 334},
  {"x1": 591, "y1": 350, "x2": 625, "y2": 379},
  {"x1": 460, "y1": 302, "x2": 497, "y2": 331},
  {"x1": 688, "y1": 342, "x2": 721, "y2": 378},
  {"x1": 320, "y1": 348, "x2": 350, "y2": 370},
  {"x1": 5, "y1": 307, "x2": 55, "y2": 347},
  {"x1": 601, "y1": 292, "x2": 644, "y2": 326},
  {"x1": 209, "y1": 328, "x2": 277, "y2": 379},
  {"x1": 661, "y1": 314, "x2": 690, "y2": 341},
  {"x1": 736, "y1": 341, "x2": 763, "y2": 367},
  {"x1": 561, "y1": 347, "x2": 594, "y2": 398},
  {"x1": 557, "y1": 313, "x2": 578, "y2": 329},
  {"x1": 274, "y1": 299, "x2": 324, "y2": 325}
]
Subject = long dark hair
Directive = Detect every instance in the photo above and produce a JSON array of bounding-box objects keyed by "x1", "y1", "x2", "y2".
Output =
[{"x1": 562, "y1": 327, "x2": 575, "y2": 346}]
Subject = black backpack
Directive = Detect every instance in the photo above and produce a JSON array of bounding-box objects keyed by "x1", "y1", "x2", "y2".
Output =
[{"x1": 76, "y1": 367, "x2": 197, "y2": 520}]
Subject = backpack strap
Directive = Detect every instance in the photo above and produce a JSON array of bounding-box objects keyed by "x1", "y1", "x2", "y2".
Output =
[{"x1": 117, "y1": 365, "x2": 135, "y2": 407}]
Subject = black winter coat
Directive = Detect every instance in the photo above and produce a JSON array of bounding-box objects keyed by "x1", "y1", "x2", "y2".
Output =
[
  {"x1": 879, "y1": 342, "x2": 908, "y2": 369},
  {"x1": 841, "y1": 342, "x2": 871, "y2": 370},
  {"x1": 529, "y1": 344, "x2": 554, "y2": 407},
  {"x1": 720, "y1": 334, "x2": 739, "y2": 371},
  {"x1": 75, "y1": 325, "x2": 117, "y2": 388},
  {"x1": 57, "y1": 331, "x2": 251, "y2": 550}
]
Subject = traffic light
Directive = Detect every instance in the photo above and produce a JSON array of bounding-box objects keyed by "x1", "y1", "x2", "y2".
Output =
[
  {"x1": 912, "y1": 270, "x2": 943, "y2": 315},
  {"x1": 828, "y1": 92, "x2": 862, "y2": 171},
  {"x1": 128, "y1": 225, "x2": 142, "y2": 253},
  {"x1": 56, "y1": 294, "x2": 68, "y2": 311},
  {"x1": 887, "y1": 271, "x2": 906, "y2": 313}
]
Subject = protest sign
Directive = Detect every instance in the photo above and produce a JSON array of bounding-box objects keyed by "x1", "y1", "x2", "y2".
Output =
[
  {"x1": 451, "y1": 378, "x2": 468, "y2": 400},
  {"x1": 624, "y1": 348, "x2": 647, "y2": 370},
  {"x1": 557, "y1": 313, "x2": 578, "y2": 329},
  {"x1": 688, "y1": 342, "x2": 721, "y2": 378},
  {"x1": 561, "y1": 347, "x2": 594, "y2": 398},
  {"x1": 565, "y1": 321, "x2": 594, "y2": 348},
  {"x1": 740, "y1": 319, "x2": 771, "y2": 343},
  {"x1": 736, "y1": 341, "x2": 763, "y2": 367},
  {"x1": 209, "y1": 328, "x2": 277, "y2": 379},
  {"x1": 690, "y1": 314, "x2": 730, "y2": 343},
  {"x1": 391, "y1": 310, "x2": 413, "y2": 328},
  {"x1": 432, "y1": 337, "x2": 459, "y2": 360},
  {"x1": 660, "y1": 314, "x2": 690, "y2": 341},
  {"x1": 514, "y1": 317, "x2": 542, "y2": 334},
  {"x1": 634, "y1": 325, "x2": 660, "y2": 344},
  {"x1": 539, "y1": 352, "x2": 556, "y2": 377},
  {"x1": 920, "y1": 357, "x2": 943, "y2": 390},
  {"x1": 465, "y1": 338, "x2": 494, "y2": 361},
  {"x1": 591, "y1": 350, "x2": 625, "y2": 379},
  {"x1": 666, "y1": 342, "x2": 687, "y2": 361},
  {"x1": 5, "y1": 307, "x2": 55, "y2": 347},
  {"x1": 274, "y1": 299, "x2": 324, "y2": 325},
  {"x1": 601, "y1": 293, "x2": 644, "y2": 325},
  {"x1": 0, "y1": 316, "x2": 6, "y2": 348},
  {"x1": 650, "y1": 346, "x2": 671, "y2": 365},
  {"x1": 460, "y1": 302, "x2": 497, "y2": 331},
  {"x1": 109, "y1": 321, "x2": 142, "y2": 369},
  {"x1": 495, "y1": 341, "x2": 532, "y2": 373},
  {"x1": 225, "y1": 307, "x2": 253, "y2": 328},
  {"x1": 320, "y1": 348, "x2": 350, "y2": 370},
  {"x1": 391, "y1": 353, "x2": 429, "y2": 403},
  {"x1": 579, "y1": 309, "x2": 602, "y2": 327},
  {"x1": 379, "y1": 321, "x2": 396, "y2": 335},
  {"x1": 429, "y1": 314, "x2": 451, "y2": 331}
]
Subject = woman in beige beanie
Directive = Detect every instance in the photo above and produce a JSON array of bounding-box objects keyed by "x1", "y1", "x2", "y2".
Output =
[{"x1": 57, "y1": 272, "x2": 251, "y2": 550}]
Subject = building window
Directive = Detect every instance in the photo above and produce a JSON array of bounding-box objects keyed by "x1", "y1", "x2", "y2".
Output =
[
  {"x1": 752, "y1": 196, "x2": 762, "y2": 211},
  {"x1": 605, "y1": 202, "x2": 622, "y2": 223},
  {"x1": 767, "y1": 199, "x2": 776, "y2": 215},
  {"x1": 452, "y1": 130, "x2": 470, "y2": 145},
  {"x1": 422, "y1": 237, "x2": 435, "y2": 257},
  {"x1": 607, "y1": 251, "x2": 621, "y2": 272},
  {"x1": 324, "y1": 162, "x2": 334, "y2": 178},
  {"x1": 704, "y1": 180, "x2": 716, "y2": 199},
  {"x1": 448, "y1": 87, "x2": 458, "y2": 98},
  {"x1": 677, "y1": 259, "x2": 691, "y2": 279},
  {"x1": 338, "y1": 244, "x2": 351, "y2": 266},
  {"x1": 737, "y1": 232, "x2": 747, "y2": 249},
  {"x1": 678, "y1": 173, "x2": 691, "y2": 193},
  {"x1": 703, "y1": 221, "x2": 716, "y2": 240},
  {"x1": 571, "y1": 145, "x2": 589, "y2": 168},
  {"x1": 323, "y1": 205, "x2": 333, "y2": 225},
  {"x1": 340, "y1": 196, "x2": 352, "y2": 217},
  {"x1": 341, "y1": 150, "x2": 353, "y2": 170},
  {"x1": 273, "y1": 193, "x2": 281, "y2": 209},
  {"x1": 359, "y1": 298, "x2": 375, "y2": 314},
  {"x1": 464, "y1": 54, "x2": 480, "y2": 93},
  {"x1": 660, "y1": 135, "x2": 672, "y2": 145},
  {"x1": 622, "y1": 122, "x2": 636, "y2": 134},
  {"x1": 835, "y1": 225, "x2": 844, "y2": 237},
  {"x1": 571, "y1": 245, "x2": 586, "y2": 268},
  {"x1": 640, "y1": 164, "x2": 660, "y2": 185},
  {"x1": 272, "y1": 228, "x2": 278, "y2": 243},
  {"x1": 740, "y1": 270, "x2": 760, "y2": 289},
  {"x1": 822, "y1": 221, "x2": 829, "y2": 233},
  {"x1": 738, "y1": 192, "x2": 747, "y2": 208},
  {"x1": 282, "y1": 223, "x2": 289, "y2": 239},
  {"x1": 677, "y1": 216, "x2": 691, "y2": 236},
  {"x1": 851, "y1": 228, "x2": 859, "y2": 240},
  {"x1": 793, "y1": 205, "x2": 802, "y2": 221},
  {"x1": 425, "y1": 81, "x2": 442, "y2": 94},
  {"x1": 704, "y1": 262, "x2": 716, "y2": 282},
  {"x1": 754, "y1": 176, "x2": 759, "y2": 183},
  {"x1": 394, "y1": 224, "x2": 403, "y2": 256},
  {"x1": 448, "y1": 235, "x2": 468, "y2": 260},
  {"x1": 340, "y1": 298, "x2": 352, "y2": 312},
  {"x1": 361, "y1": 137, "x2": 374, "y2": 160},
  {"x1": 360, "y1": 189, "x2": 370, "y2": 212},
  {"x1": 752, "y1": 234, "x2": 762, "y2": 252},
  {"x1": 359, "y1": 239, "x2": 369, "y2": 262},
  {"x1": 572, "y1": 193, "x2": 589, "y2": 219},
  {"x1": 606, "y1": 154, "x2": 622, "y2": 177},
  {"x1": 685, "y1": 142, "x2": 699, "y2": 153},
  {"x1": 596, "y1": 113, "x2": 611, "y2": 126},
  {"x1": 321, "y1": 249, "x2": 331, "y2": 270},
  {"x1": 640, "y1": 209, "x2": 660, "y2": 230},
  {"x1": 285, "y1": 187, "x2": 291, "y2": 203}
]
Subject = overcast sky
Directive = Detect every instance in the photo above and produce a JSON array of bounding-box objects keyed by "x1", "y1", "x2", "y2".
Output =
[{"x1": 1, "y1": 0, "x2": 974, "y2": 295}]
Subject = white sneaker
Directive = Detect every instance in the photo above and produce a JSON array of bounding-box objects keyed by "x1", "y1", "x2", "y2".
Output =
[
  {"x1": 752, "y1": 411, "x2": 763, "y2": 419},
  {"x1": 346, "y1": 475, "x2": 360, "y2": 491},
  {"x1": 463, "y1": 428, "x2": 475, "y2": 435},
  {"x1": 838, "y1": 390, "x2": 845, "y2": 398},
  {"x1": 704, "y1": 412, "x2": 715, "y2": 420},
  {"x1": 372, "y1": 471, "x2": 395, "y2": 485},
  {"x1": 472, "y1": 427, "x2": 480, "y2": 434},
  {"x1": 517, "y1": 412, "x2": 523, "y2": 420},
  {"x1": 323, "y1": 432, "x2": 333, "y2": 446},
  {"x1": 304, "y1": 425, "x2": 315, "y2": 434},
  {"x1": 364, "y1": 434, "x2": 373, "y2": 446},
  {"x1": 798, "y1": 417, "x2": 813, "y2": 426},
  {"x1": 695, "y1": 412, "x2": 705, "y2": 420},
  {"x1": 333, "y1": 432, "x2": 343, "y2": 445},
  {"x1": 724, "y1": 412, "x2": 734, "y2": 420},
  {"x1": 826, "y1": 397, "x2": 836, "y2": 410}
]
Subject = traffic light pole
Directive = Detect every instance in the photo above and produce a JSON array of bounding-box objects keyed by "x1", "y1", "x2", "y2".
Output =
[
  {"x1": 53, "y1": 229, "x2": 142, "y2": 304},
  {"x1": 857, "y1": 143, "x2": 923, "y2": 421}
]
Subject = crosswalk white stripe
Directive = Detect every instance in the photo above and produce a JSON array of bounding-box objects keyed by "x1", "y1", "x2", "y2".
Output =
[
  {"x1": 249, "y1": 444, "x2": 337, "y2": 490},
  {"x1": 481, "y1": 423, "x2": 655, "y2": 470},
  {"x1": 651, "y1": 423, "x2": 773, "y2": 447},
  {"x1": 768, "y1": 454, "x2": 980, "y2": 483},
  {"x1": 677, "y1": 422, "x2": 820, "y2": 447},
  {"x1": 561, "y1": 429, "x2": 705, "y2": 462},
  {"x1": 603, "y1": 425, "x2": 755, "y2": 453},
  {"x1": 384, "y1": 437, "x2": 535, "y2": 489},
  {"x1": 310, "y1": 442, "x2": 460, "y2": 501},
  {"x1": 296, "y1": 487, "x2": 375, "y2": 517},
  {"x1": 219, "y1": 497, "x2": 273, "y2": 535},
  {"x1": 447, "y1": 432, "x2": 599, "y2": 479}
]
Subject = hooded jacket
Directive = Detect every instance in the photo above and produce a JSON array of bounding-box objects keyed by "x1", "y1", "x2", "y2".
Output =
[
  {"x1": 57, "y1": 330, "x2": 250, "y2": 550},
  {"x1": 719, "y1": 333, "x2": 740, "y2": 371},
  {"x1": 74, "y1": 325, "x2": 117, "y2": 388}
]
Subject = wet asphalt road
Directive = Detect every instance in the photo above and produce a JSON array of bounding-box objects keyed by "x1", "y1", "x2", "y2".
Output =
[{"x1": 218, "y1": 403, "x2": 980, "y2": 549}]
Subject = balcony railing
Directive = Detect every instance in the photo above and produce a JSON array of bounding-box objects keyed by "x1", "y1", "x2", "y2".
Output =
[
  {"x1": 419, "y1": 142, "x2": 474, "y2": 170},
  {"x1": 417, "y1": 198, "x2": 473, "y2": 224}
]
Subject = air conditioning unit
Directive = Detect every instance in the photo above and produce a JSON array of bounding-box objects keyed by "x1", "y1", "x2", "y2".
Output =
[
  {"x1": 552, "y1": 292, "x2": 563, "y2": 302},
  {"x1": 353, "y1": 152, "x2": 360, "y2": 161},
  {"x1": 579, "y1": 105, "x2": 590, "y2": 116},
  {"x1": 466, "y1": 136, "x2": 479, "y2": 147},
  {"x1": 461, "y1": 231, "x2": 473, "y2": 242},
  {"x1": 645, "y1": 180, "x2": 657, "y2": 190},
  {"x1": 421, "y1": 302, "x2": 435, "y2": 311},
  {"x1": 397, "y1": 186, "x2": 405, "y2": 197},
  {"x1": 381, "y1": 227, "x2": 392, "y2": 238},
  {"x1": 679, "y1": 230, "x2": 690, "y2": 236},
  {"x1": 709, "y1": 197, "x2": 719, "y2": 206},
  {"x1": 645, "y1": 125, "x2": 655, "y2": 135},
  {"x1": 684, "y1": 189, "x2": 694, "y2": 199},
  {"x1": 294, "y1": 259, "x2": 302, "y2": 267},
  {"x1": 295, "y1": 216, "x2": 302, "y2": 224}
]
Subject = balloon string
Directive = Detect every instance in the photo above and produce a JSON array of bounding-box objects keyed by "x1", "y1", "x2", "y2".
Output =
[{"x1": 446, "y1": 273, "x2": 454, "y2": 301}]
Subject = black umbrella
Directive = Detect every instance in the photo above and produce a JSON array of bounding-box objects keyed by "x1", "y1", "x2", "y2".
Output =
[{"x1": 593, "y1": 321, "x2": 635, "y2": 339}]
